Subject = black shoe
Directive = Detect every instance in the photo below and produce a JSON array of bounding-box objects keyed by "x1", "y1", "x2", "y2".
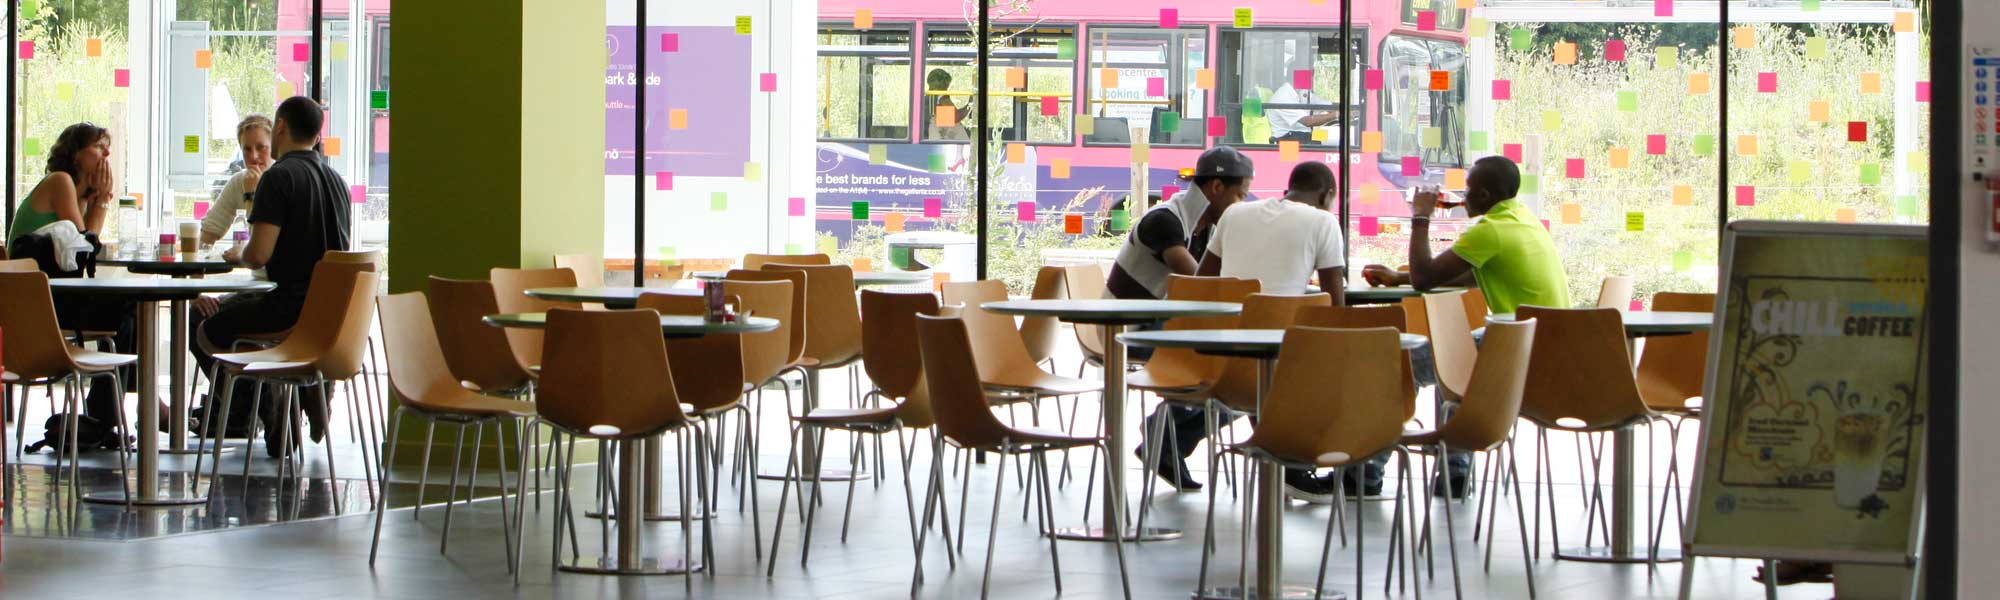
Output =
[
  {"x1": 1431, "y1": 473, "x2": 1474, "y2": 499},
  {"x1": 262, "y1": 419, "x2": 301, "y2": 459},
  {"x1": 1284, "y1": 470, "x2": 1337, "y2": 504},
  {"x1": 1134, "y1": 446, "x2": 1202, "y2": 492},
  {"x1": 1341, "y1": 472, "x2": 1384, "y2": 498}
]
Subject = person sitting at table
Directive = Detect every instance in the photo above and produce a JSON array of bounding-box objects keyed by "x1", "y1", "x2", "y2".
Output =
[
  {"x1": 186, "y1": 115, "x2": 275, "y2": 437},
  {"x1": 1169, "y1": 161, "x2": 1350, "y2": 502},
  {"x1": 195, "y1": 96, "x2": 352, "y2": 456},
  {"x1": 1361, "y1": 155, "x2": 1569, "y2": 497},
  {"x1": 8, "y1": 122, "x2": 138, "y2": 426},
  {"x1": 1114, "y1": 146, "x2": 1252, "y2": 493},
  {"x1": 1361, "y1": 155, "x2": 1569, "y2": 313}
]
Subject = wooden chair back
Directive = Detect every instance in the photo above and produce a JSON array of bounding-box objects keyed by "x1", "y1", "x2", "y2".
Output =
[
  {"x1": 1020, "y1": 266, "x2": 1067, "y2": 364},
  {"x1": 1211, "y1": 293, "x2": 1332, "y2": 411},
  {"x1": 0, "y1": 271, "x2": 82, "y2": 379},
  {"x1": 636, "y1": 293, "x2": 748, "y2": 414},
  {"x1": 1294, "y1": 304, "x2": 1417, "y2": 417},
  {"x1": 1635, "y1": 292, "x2": 1714, "y2": 413},
  {"x1": 1517, "y1": 306, "x2": 1652, "y2": 431},
  {"x1": 377, "y1": 292, "x2": 473, "y2": 408},
  {"x1": 489, "y1": 267, "x2": 579, "y2": 371},
  {"x1": 553, "y1": 254, "x2": 605, "y2": 289},
  {"x1": 766, "y1": 263, "x2": 863, "y2": 367},
  {"x1": 915, "y1": 315, "x2": 1018, "y2": 449},
  {"x1": 1596, "y1": 275, "x2": 1634, "y2": 309},
  {"x1": 862, "y1": 290, "x2": 942, "y2": 427},
  {"x1": 941, "y1": 280, "x2": 1042, "y2": 385},
  {"x1": 1433, "y1": 319, "x2": 1536, "y2": 451},
  {"x1": 744, "y1": 253, "x2": 831, "y2": 270},
  {"x1": 725, "y1": 269, "x2": 808, "y2": 366},
  {"x1": 1247, "y1": 326, "x2": 1408, "y2": 467},
  {"x1": 536, "y1": 308, "x2": 687, "y2": 437},
  {"x1": 1422, "y1": 289, "x2": 1480, "y2": 399},
  {"x1": 426, "y1": 277, "x2": 535, "y2": 392},
  {"x1": 1062, "y1": 264, "x2": 1109, "y2": 360}
]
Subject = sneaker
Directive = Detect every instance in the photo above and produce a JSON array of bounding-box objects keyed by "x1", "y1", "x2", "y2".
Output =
[
  {"x1": 1283, "y1": 470, "x2": 1338, "y2": 504},
  {"x1": 1134, "y1": 446, "x2": 1203, "y2": 492},
  {"x1": 1430, "y1": 473, "x2": 1474, "y2": 499}
]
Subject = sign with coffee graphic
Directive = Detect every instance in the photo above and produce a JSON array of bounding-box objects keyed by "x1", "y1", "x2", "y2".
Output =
[{"x1": 1686, "y1": 222, "x2": 1928, "y2": 565}]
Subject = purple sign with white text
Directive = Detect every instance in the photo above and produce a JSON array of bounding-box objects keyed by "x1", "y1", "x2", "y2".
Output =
[{"x1": 605, "y1": 26, "x2": 750, "y2": 177}]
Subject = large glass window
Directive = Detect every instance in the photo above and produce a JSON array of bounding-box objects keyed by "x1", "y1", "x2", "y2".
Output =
[
  {"x1": 13, "y1": 1, "x2": 138, "y2": 239},
  {"x1": 922, "y1": 24, "x2": 1075, "y2": 144},
  {"x1": 1217, "y1": 29, "x2": 1367, "y2": 149},
  {"x1": 1401, "y1": 0, "x2": 1466, "y2": 32},
  {"x1": 816, "y1": 25, "x2": 912, "y2": 142},
  {"x1": 1082, "y1": 26, "x2": 1207, "y2": 147}
]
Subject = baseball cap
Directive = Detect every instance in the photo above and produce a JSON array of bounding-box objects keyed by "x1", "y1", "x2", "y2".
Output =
[{"x1": 1193, "y1": 146, "x2": 1255, "y2": 178}]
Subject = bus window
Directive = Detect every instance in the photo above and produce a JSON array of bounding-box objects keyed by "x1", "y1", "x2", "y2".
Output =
[
  {"x1": 1082, "y1": 26, "x2": 1208, "y2": 148},
  {"x1": 923, "y1": 25, "x2": 1076, "y2": 144},
  {"x1": 1377, "y1": 34, "x2": 1466, "y2": 170},
  {"x1": 1217, "y1": 29, "x2": 1367, "y2": 149},
  {"x1": 816, "y1": 26, "x2": 914, "y2": 142},
  {"x1": 1400, "y1": 0, "x2": 1466, "y2": 32}
]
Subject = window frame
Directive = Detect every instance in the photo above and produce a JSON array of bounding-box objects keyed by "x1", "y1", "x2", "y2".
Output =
[
  {"x1": 1215, "y1": 27, "x2": 1370, "y2": 151},
  {"x1": 815, "y1": 23, "x2": 919, "y2": 144},
  {"x1": 1373, "y1": 32, "x2": 1468, "y2": 170},
  {"x1": 1079, "y1": 24, "x2": 1211, "y2": 150},
  {"x1": 918, "y1": 22, "x2": 1079, "y2": 147},
  {"x1": 1400, "y1": 0, "x2": 1467, "y2": 33}
]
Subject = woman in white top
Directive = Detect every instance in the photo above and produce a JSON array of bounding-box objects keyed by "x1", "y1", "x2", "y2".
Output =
[
  {"x1": 198, "y1": 114, "x2": 273, "y2": 245},
  {"x1": 193, "y1": 114, "x2": 273, "y2": 318}
]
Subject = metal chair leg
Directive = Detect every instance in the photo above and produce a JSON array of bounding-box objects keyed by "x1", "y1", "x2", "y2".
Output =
[
  {"x1": 415, "y1": 420, "x2": 437, "y2": 518},
  {"x1": 440, "y1": 422, "x2": 470, "y2": 554},
  {"x1": 368, "y1": 407, "x2": 406, "y2": 567},
  {"x1": 978, "y1": 440, "x2": 1009, "y2": 600}
]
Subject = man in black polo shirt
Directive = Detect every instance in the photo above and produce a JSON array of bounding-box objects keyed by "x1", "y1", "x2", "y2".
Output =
[{"x1": 198, "y1": 95, "x2": 352, "y2": 456}]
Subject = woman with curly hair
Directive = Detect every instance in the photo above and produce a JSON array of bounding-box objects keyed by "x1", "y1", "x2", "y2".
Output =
[{"x1": 8, "y1": 122, "x2": 115, "y2": 243}]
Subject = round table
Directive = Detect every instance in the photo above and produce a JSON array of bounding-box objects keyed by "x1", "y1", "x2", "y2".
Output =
[
  {"x1": 691, "y1": 269, "x2": 932, "y2": 287},
  {"x1": 1482, "y1": 309, "x2": 1711, "y2": 564},
  {"x1": 1119, "y1": 328, "x2": 1429, "y2": 600},
  {"x1": 524, "y1": 286, "x2": 700, "y2": 309},
  {"x1": 98, "y1": 256, "x2": 239, "y2": 277},
  {"x1": 980, "y1": 298, "x2": 1241, "y2": 543},
  {"x1": 484, "y1": 311, "x2": 775, "y2": 575},
  {"x1": 50, "y1": 276, "x2": 275, "y2": 506},
  {"x1": 94, "y1": 257, "x2": 245, "y2": 452}
]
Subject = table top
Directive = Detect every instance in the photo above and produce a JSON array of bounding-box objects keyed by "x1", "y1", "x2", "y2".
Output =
[
  {"x1": 1120, "y1": 328, "x2": 1428, "y2": 358},
  {"x1": 980, "y1": 299, "x2": 1241, "y2": 325},
  {"x1": 49, "y1": 277, "x2": 274, "y2": 299},
  {"x1": 525, "y1": 286, "x2": 701, "y2": 307},
  {"x1": 1324, "y1": 285, "x2": 1466, "y2": 304},
  {"x1": 482, "y1": 312, "x2": 780, "y2": 337},
  {"x1": 691, "y1": 269, "x2": 932, "y2": 286},
  {"x1": 1486, "y1": 310, "x2": 1712, "y2": 337},
  {"x1": 98, "y1": 256, "x2": 239, "y2": 276}
]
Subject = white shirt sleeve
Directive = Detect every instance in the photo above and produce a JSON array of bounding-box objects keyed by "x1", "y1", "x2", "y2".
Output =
[
  {"x1": 1205, "y1": 211, "x2": 1230, "y2": 260},
  {"x1": 1266, "y1": 85, "x2": 1308, "y2": 136},
  {"x1": 1314, "y1": 213, "x2": 1346, "y2": 270},
  {"x1": 202, "y1": 171, "x2": 247, "y2": 239}
]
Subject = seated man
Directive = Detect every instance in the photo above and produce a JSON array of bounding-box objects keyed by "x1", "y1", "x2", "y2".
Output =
[
  {"x1": 1362, "y1": 155, "x2": 1569, "y2": 313},
  {"x1": 1115, "y1": 148, "x2": 1252, "y2": 494},
  {"x1": 1174, "y1": 161, "x2": 1349, "y2": 502},
  {"x1": 1364, "y1": 156, "x2": 1569, "y2": 497},
  {"x1": 195, "y1": 96, "x2": 353, "y2": 456}
]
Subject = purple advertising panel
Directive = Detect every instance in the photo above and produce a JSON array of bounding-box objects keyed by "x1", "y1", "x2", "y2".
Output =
[{"x1": 605, "y1": 26, "x2": 750, "y2": 177}]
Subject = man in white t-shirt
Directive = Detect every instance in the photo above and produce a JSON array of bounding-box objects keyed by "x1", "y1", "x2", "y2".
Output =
[{"x1": 1199, "y1": 160, "x2": 1347, "y2": 304}]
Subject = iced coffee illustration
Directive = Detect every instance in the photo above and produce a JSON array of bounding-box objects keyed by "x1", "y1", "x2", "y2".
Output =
[{"x1": 1832, "y1": 409, "x2": 1889, "y2": 509}]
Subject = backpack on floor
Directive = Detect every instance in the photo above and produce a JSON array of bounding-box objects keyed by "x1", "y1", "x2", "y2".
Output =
[{"x1": 23, "y1": 413, "x2": 124, "y2": 454}]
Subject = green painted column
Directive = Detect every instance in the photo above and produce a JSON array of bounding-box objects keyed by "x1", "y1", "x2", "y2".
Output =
[{"x1": 384, "y1": 1, "x2": 604, "y2": 476}]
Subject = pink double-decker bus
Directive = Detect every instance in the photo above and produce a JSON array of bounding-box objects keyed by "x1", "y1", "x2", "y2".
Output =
[{"x1": 811, "y1": 0, "x2": 1470, "y2": 242}]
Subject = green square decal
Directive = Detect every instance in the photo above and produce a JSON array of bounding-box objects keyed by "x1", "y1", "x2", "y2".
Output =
[
  {"x1": 1468, "y1": 131, "x2": 1489, "y2": 152},
  {"x1": 1692, "y1": 134, "x2": 1715, "y2": 156},
  {"x1": 1616, "y1": 90, "x2": 1637, "y2": 112},
  {"x1": 370, "y1": 89, "x2": 389, "y2": 110},
  {"x1": 1160, "y1": 112, "x2": 1180, "y2": 133},
  {"x1": 1520, "y1": 174, "x2": 1539, "y2": 195},
  {"x1": 851, "y1": 201, "x2": 869, "y2": 220},
  {"x1": 1244, "y1": 97, "x2": 1264, "y2": 118},
  {"x1": 710, "y1": 191, "x2": 728, "y2": 211},
  {"x1": 1057, "y1": 39, "x2": 1076, "y2": 60},
  {"x1": 1859, "y1": 163, "x2": 1882, "y2": 185},
  {"x1": 1109, "y1": 209, "x2": 1130, "y2": 232},
  {"x1": 1510, "y1": 29, "x2": 1531, "y2": 52},
  {"x1": 928, "y1": 152, "x2": 947, "y2": 173}
]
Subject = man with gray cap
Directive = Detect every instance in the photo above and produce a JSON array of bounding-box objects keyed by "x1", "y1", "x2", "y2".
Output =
[{"x1": 1112, "y1": 146, "x2": 1251, "y2": 493}]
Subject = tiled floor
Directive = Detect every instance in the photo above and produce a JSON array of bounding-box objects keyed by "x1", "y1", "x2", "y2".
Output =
[{"x1": 0, "y1": 327, "x2": 1837, "y2": 598}]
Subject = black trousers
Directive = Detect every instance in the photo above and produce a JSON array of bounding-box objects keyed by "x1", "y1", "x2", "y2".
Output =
[
  {"x1": 51, "y1": 296, "x2": 136, "y2": 421},
  {"x1": 190, "y1": 293, "x2": 323, "y2": 432}
]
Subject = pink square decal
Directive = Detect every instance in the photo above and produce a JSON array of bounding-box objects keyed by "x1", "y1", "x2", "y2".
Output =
[
  {"x1": 292, "y1": 43, "x2": 310, "y2": 62},
  {"x1": 1916, "y1": 81, "x2": 1932, "y2": 102},
  {"x1": 1040, "y1": 96, "x2": 1059, "y2": 116},
  {"x1": 1163, "y1": 185, "x2": 1181, "y2": 199},
  {"x1": 655, "y1": 172, "x2": 673, "y2": 191},
  {"x1": 1016, "y1": 202, "x2": 1036, "y2": 222},
  {"x1": 1207, "y1": 116, "x2": 1226, "y2": 137},
  {"x1": 1364, "y1": 69, "x2": 1383, "y2": 91},
  {"x1": 1566, "y1": 158, "x2": 1585, "y2": 179},
  {"x1": 1605, "y1": 40, "x2": 1627, "y2": 62},
  {"x1": 661, "y1": 33, "x2": 679, "y2": 52},
  {"x1": 788, "y1": 197, "x2": 806, "y2": 217},
  {"x1": 1757, "y1": 72, "x2": 1777, "y2": 93},
  {"x1": 759, "y1": 73, "x2": 777, "y2": 92},
  {"x1": 1503, "y1": 143, "x2": 1523, "y2": 162},
  {"x1": 1417, "y1": 11, "x2": 1436, "y2": 31},
  {"x1": 1146, "y1": 77, "x2": 1166, "y2": 97},
  {"x1": 1735, "y1": 185, "x2": 1756, "y2": 206},
  {"x1": 1293, "y1": 69, "x2": 1313, "y2": 91},
  {"x1": 923, "y1": 197, "x2": 942, "y2": 218},
  {"x1": 114, "y1": 69, "x2": 129, "y2": 88},
  {"x1": 1359, "y1": 216, "x2": 1380, "y2": 237},
  {"x1": 1401, "y1": 156, "x2": 1421, "y2": 177},
  {"x1": 1646, "y1": 134, "x2": 1667, "y2": 155},
  {"x1": 1492, "y1": 80, "x2": 1512, "y2": 100},
  {"x1": 350, "y1": 185, "x2": 366, "y2": 204},
  {"x1": 1159, "y1": 8, "x2": 1178, "y2": 28}
]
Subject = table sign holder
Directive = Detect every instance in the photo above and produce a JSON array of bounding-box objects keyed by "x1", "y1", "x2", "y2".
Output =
[{"x1": 1679, "y1": 222, "x2": 1930, "y2": 600}]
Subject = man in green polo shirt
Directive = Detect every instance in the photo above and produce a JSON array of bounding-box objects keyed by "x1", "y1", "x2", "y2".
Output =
[{"x1": 1363, "y1": 155, "x2": 1570, "y2": 313}]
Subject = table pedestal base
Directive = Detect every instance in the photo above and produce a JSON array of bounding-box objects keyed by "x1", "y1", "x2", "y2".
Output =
[
  {"x1": 81, "y1": 489, "x2": 207, "y2": 506},
  {"x1": 755, "y1": 468, "x2": 866, "y2": 482},
  {"x1": 587, "y1": 509, "x2": 716, "y2": 522},
  {"x1": 1050, "y1": 526, "x2": 1182, "y2": 542},
  {"x1": 1196, "y1": 585, "x2": 1347, "y2": 600},
  {"x1": 556, "y1": 555, "x2": 703, "y2": 575},
  {"x1": 1555, "y1": 545, "x2": 1681, "y2": 563}
]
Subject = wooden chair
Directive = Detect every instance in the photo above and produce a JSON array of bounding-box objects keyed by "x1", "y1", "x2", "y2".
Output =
[
  {"x1": 744, "y1": 253, "x2": 831, "y2": 270},
  {"x1": 941, "y1": 280, "x2": 1100, "y2": 404},
  {"x1": 767, "y1": 290, "x2": 948, "y2": 576},
  {"x1": 1294, "y1": 304, "x2": 1418, "y2": 420},
  {"x1": 489, "y1": 267, "x2": 579, "y2": 373},
  {"x1": 1515, "y1": 305, "x2": 1668, "y2": 565},
  {"x1": 637, "y1": 290, "x2": 765, "y2": 556},
  {"x1": 553, "y1": 254, "x2": 605, "y2": 289},
  {"x1": 425, "y1": 277, "x2": 536, "y2": 394},
  {"x1": 764, "y1": 264, "x2": 864, "y2": 408},
  {"x1": 1401, "y1": 318, "x2": 1538, "y2": 599},
  {"x1": 1461, "y1": 288, "x2": 1489, "y2": 327},
  {"x1": 912, "y1": 314, "x2": 1131, "y2": 599},
  {"x1": 1196, "y1": 325, "x2": 1414, "y2": 598},
  {"x1": 0, "y1": 271, "x2": 139, "y2": 506},
  {"x1": 1020, "y1": 266, "x2": 1067, "y2": 367},
  {"x1": 1061, "y1": 263, "x2": 1115, "y2": 370},
  {"x1": 523, "y1": 308, "x2": 705, "y2": 589},
  {"x1": 1421, "y1": 290, "x2": 1481, "y2": 403},
  {"x1": 200, "y1": 266, "x2": 379, "y2": 491},
  {"x1": 1595, "y1": 275, "x2": 1634, "y2": 309},
  {"x1": 1205, "y1": 293, "x2": 1334, "y2": 415},
  {"x1": 1634, "y1": 291, "x2": 1713, "y2": 553},
  {"x1": 1128, "y1": 276, "x2": 1257, "y2": 506},
  {"x1": 368, "y1": 292, "x2": 536, "y2": 572}
]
